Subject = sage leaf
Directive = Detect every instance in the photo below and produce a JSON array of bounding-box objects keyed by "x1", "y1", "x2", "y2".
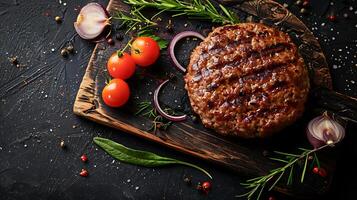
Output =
[{"x1": 93, "y1": 137, "x2": 212, "y2": 179}]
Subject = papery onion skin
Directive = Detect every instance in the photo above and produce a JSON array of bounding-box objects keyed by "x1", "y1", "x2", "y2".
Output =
[
  {"x1": 153, "y1": 80, "x2": 187, "y2": 122},
  {"x1": 307, "y1": 112, "x2": 345, "y2": 148},
  {"x1": 74, "y1": 3, "x2": 111, "y2": 40},
  {"x1": 169, "y1": 31, "x2": 205, "y2": 73}
]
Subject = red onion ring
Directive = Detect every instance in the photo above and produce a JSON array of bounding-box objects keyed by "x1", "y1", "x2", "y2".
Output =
[
  {"x1": 306, "y1": 112, "x2": 345, "y2": 148},
  {"x1": 169, "y1": 31, "x2": 205, "y2": 73},
  {"x1": 74, "y1": 3, "x2": 110, "y2": 40},
  {"x1": 153, "y1": 80, "x2": 187, "y2": 122}
]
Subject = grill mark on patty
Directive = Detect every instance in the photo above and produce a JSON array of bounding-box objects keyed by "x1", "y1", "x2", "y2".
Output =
[
  {"x1": 206, "y1": 42, "x2": 293, "y2": 71},
  {"x1": 210, "y1": 80, "x2": 290, "y2": 110},
  {"x1": 204, "y1": 30, "x2": 278, "y2": 55}
]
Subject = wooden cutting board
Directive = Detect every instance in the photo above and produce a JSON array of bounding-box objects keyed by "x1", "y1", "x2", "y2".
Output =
[{"x1": 73, "y1": 0, "x2": 337, "y2": 197}]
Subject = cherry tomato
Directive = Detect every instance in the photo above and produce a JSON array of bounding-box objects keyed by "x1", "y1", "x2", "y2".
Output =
[
  {"x1": 102, "y1": 79, "x2": 130, "y2": 107},
  {"x1": 131, "y1": 37, "x2": 160, "y2": 67},
  {"x1": 107, "y1": 52, "x2": 136, "y2": 80}
]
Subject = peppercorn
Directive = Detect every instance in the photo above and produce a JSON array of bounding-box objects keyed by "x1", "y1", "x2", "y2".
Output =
[
  {"x1": 300, "y1": 8, "x2": 308, "y2": 14},
  {"x1": 60, "y1": 48, "x2": 69, "y2": 57},
  {"x1": 312, "y1": 166, "x2": 319, "y2": 174},
  {"x1": 9, "y1": 56, "x2": 18, "y2": 65},
  {"x1": 79, "y1": 169, "x2": 89, "y2": 177},
  {"x1": 201, "y1": 181, "x2": 211, "y2": 194},
  {"x1": 327, "y1": 15, "x2": 336, "y2": 22},
  {"x1": 66, "y1": 44, "x2": 74, "y2": 53},
  {"x1": 268, "y1": 196, "x2": 276, "y2": 200},
  {"x1": 183, "y1": 176, "x2": 192, "y2": 185},
  {"x1": 302, "y1": 0, "x2": 309, "y2": 7},
  {"x1": 318, "y1": 168, "x2": 327, "y2": 177},
  {"x1": 55, "y1": 16, "x2": 62, "y2": 23},
  {"x1": 60, "y1": 140, "x2": 66, "y2": 148},
  {"x1": 80, "y1": 154, "x2": 88, "y2": 162},
  {"x1": 166, "y1": 20, "x2": 174, "y2": 33},
  {"x1": 107, "y1": 38, "x2": 114, "y2": 45}
]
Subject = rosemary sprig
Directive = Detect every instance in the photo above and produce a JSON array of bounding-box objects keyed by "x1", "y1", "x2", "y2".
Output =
[
  {"x1": 136, "y1": 101, "x2": 174, "y2": 132},
  {"x1": 237, "y1": 144, "x2": 332, "y2": 200},
  {"x1": 113, "y1": 7, "x2": 158, "y2": 34},
  {"x1": 124, "y1": 0, "x2": 239, "y2": 24}
]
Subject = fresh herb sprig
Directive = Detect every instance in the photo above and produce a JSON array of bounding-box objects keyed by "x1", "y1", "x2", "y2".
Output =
[
  {"x1": 113, "y1": 7, "x2": 158, "y2": 34},
  {"x1": 125, "y1": 0, "x2": 239, "y2": 24},
  {"x1": 94, "y1": 137, "x2": 212, "y2": 179},
  {"x1": 237, "y1": 144, "x2": 330, "y2": 200},
  {"x1": 136, "y1": 101, "x2": 174, "y2": 132}
]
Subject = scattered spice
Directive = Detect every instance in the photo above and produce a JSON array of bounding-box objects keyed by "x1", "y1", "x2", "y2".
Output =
[
  {"x1": 183, "y1": 175, "x2": 192, "y2": 185},
  {"x1": 201, "y1": 181, "x2": 212, "y2": 194},
  {"x1": 327, "y1": 15, "x2": 336, "y2": 22},
  {"x1": 80, "y1": 154, "x2": 88, "y2": 162},
  {"x1": 55, "y1": 16, "x2": 62, "y2": 23},
  {"x1": 312, "y1": 166, "x2": 319, "y2": 174},
  {"x1": 60, "y1": 48, "x2": 69, "y2": 57},
  {"x1": 313, "y1": 167, "x2": 327, "y2": 177},
  {"x1": 79, "y1": 169, "x2": 89, "y2": 177},
  {"x1": 9, "y1": 56, "x2": 18, "y2": 65},
  {"x1": 107, "y1": 38, "x2": 114, "y2": 45},
  {"x1": 300, "y1": 8, "x2": 308, "y2": 14},
  {"x1": 318, "y1": 168, "x2": 327, "y2": 177},
  {"x1": 166, "y1": 19, "x2": 174, "y2": 33},
  {"x1": 66, "y1": 44, "x2": 74, "y2": 53},
  {"x1": 60, "y1": 140, "x2": 66, "y2": 148},
  {"x1": 268, "y1": 196, "x2": 276, "y2": 200},
  {"x1": 295, "y1": 0, "x2": 303, "y2": 6},
  {"x1": 302, "y1": 0, "x2": 309, "y2": 7}
]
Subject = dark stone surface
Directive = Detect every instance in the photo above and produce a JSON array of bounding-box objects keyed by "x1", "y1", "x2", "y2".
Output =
[{"x1": 0, "y1": 0, "x2": 356, "y2": 199}]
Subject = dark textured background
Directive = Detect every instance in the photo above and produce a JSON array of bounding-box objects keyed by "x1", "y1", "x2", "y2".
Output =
[{"x1": 0, "y1": 0, "x2": 356, "y2": 199}]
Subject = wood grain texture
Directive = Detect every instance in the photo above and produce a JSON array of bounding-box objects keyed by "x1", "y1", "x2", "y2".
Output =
[{"x1": 73, "y1": 0, "x2": 338, "y2": 197}]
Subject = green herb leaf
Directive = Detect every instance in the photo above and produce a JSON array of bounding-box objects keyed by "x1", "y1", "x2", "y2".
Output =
[
  {"x1": 93, "y1": 137, "x2": 212, "y2": 179},
  {"x1": 137, "y1": 30, "x2": 168, "y2": 49}
]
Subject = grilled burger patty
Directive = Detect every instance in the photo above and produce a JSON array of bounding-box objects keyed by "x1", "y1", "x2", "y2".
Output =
[{"x1": 184, "y1": 23, "x2": 310, "y2": 138}]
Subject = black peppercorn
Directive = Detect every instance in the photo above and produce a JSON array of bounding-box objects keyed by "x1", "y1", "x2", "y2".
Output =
[
  {"x1": 183, "y1": 176, "x2": 192, "y2": 185},
  {"x1": 9, "y1": 56, "x2": 18, "y2": 65},
  {"x1": 55, "y1": 16, "x2": 62, "y2": 23},
  {"x1": 60, "y1": 140, "x2": 66, "y2": 148},
  {"x1": 295, "y1": 0, "x2": 303, "y2": 6},
  {"x1": 60, "y1": 49, "x2": 69, "y2": 57},
  {"x1": 166, "y1": 19, "x2": 174, "y2": 33},
  {"x1": 300, "y1": 8, "x2": 308, "y2": 14},
  {"x1": 66, "y1": 44, "x2": 74, "y2": 53}
]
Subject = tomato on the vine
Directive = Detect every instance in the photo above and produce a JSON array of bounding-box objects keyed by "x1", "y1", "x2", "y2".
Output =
[
  {"x1": 107, "y1": 52, "x2": 136, "y2": 80},
  {"x1": 131, "y1": 37, "x2": 160, "y2": 67},
  {"x1": 102, "y1": 79, "x2": 130, "y2": 107}
]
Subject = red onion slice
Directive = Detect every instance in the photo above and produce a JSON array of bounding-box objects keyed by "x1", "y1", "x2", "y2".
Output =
[
  {"x1": 169, "y1": 31, "x2": 205, "y2": 73},
  {"x1": 74, "y1": 3, "x2": 110, "y2": 40},
  {"x1": 153, "y1": 80, "x2": 187, "y2": 122},
  {"x1": 307, "y1": 112, "x2": 345, "y2": 148}
]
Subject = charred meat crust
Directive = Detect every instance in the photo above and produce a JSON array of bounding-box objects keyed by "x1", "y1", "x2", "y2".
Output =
[{"x1": 185, "y1": 23, "x2": 310, "y2": 138}]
